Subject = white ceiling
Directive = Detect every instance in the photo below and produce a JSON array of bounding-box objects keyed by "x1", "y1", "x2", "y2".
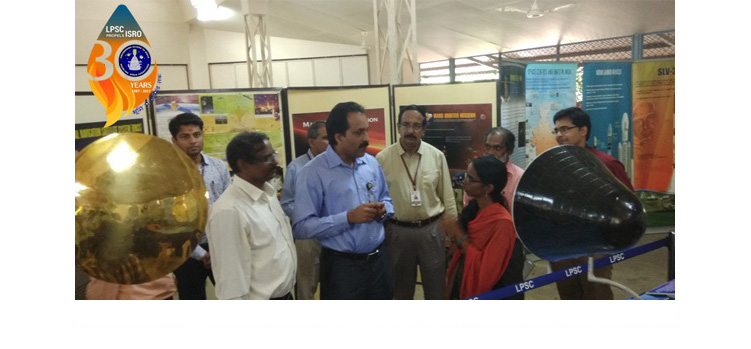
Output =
[{"x1": 187, "y1": 0, "x2": 674, "y2": 62}]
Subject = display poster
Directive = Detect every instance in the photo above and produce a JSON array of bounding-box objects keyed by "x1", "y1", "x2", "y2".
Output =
[
  {"x1": 403, "y1": 103, "x2": 493, "y2": 172},
  {"x1": 583, "y1": 62, "x2": 634, "y2": 182},
  {"x1": 291, "y1": 108, "x2": 386, "y2": 158},
  {"x1": 154, "y1": 91, "x2": 285, "y2": 167},
  {"x1": 524, "y1": 63, "x2": 577, "y2": 166},
  {"x1": 75, "y1": 119, "x2": 145, "y2": 151},
  {"x1": 500, "y1": 61, "x2": 527, "y2": 167},
  {"x1": 632, "y1": 61, "x2": 675, "y2": 193},
  {"x1": 286, "y1": 87, "x2": 391, "y2": 159}
]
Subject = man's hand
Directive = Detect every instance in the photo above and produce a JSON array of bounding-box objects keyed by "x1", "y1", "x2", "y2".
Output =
[
  {"x1": 347, "y1": 203, "x2": 380, "y2": 223},
  {"x1": 201, "y1": 252, "x2": 211, "y2": 269},
  {"x1": 374, "y1": 202, "x2": 386, "y2": 219}
]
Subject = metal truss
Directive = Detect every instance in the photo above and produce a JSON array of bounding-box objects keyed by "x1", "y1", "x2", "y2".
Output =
[{"x1": 373, "y1": 0, "x2": 418, "y2": 84}]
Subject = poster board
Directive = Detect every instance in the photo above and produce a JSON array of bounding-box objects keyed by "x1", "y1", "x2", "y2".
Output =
[
  {"x1": 152, "y1": 89, "x2": 285, "y2": 168},
  {"x1": 500, "y1": 61, "x2": 528, "y2": 168},
  {"x1": 75, "y1": 93, "x2": 150, "y2": 151},
  {"x1": 524, "y1": 63, "x2": 578, "y2": 167},
  {"x1": 583, "y1": 61, "x2": 634, "y2": 183},
  {"x1": 285, "y1": 86, "x2": 392, "y2": 160},
  {"x1": 392, "y1": 81, "x2": 497, "y2": 177}
]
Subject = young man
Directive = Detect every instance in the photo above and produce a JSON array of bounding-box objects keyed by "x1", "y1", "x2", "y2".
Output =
[
  {"x1": 292, "y1": 102, "x2": 394, "y2": 300},
  {"x1": 205, "y1": 132, "x2": 297, "y2": 300},
  {"x1": 550, "y1": 107, "x2": 634, "y2": 300},
  {"x1": 280, "y1": 121, "x2": 328, "y2": 300},
  {"x1": 376, "y1": 105, "x2": 457, "y2": 300},
  {"x1": 169, "y1": 113, "x2": 231, "y2": 300}
]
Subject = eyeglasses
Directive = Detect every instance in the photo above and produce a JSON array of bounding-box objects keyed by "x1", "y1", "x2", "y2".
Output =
[
  {"x1": 258, "y1": 151, "x2": 279, "y2": 164},
  {"x1": 399, "y1": 123, "x2": 423, "y2": 131},
  {"x1": 551, "y1": 125, "x2": 579, "y2": 135},
  {"x1": 461, "y1": 173, "x2": 482, "y2": 184}
]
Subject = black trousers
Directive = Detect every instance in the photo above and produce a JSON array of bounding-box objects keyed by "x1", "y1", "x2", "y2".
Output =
[
  {"x1": 319, "y1": 245, "x2": 393, "y2": 300},
  {"x1": 173, "y1": 251, "x2": 215, "y2": 300}
]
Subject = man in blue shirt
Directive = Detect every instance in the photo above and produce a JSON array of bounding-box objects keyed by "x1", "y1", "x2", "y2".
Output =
[
  {"x1": 281, "y1": 120, "x2": 328, "y2": 300},
  {"x1": 292, "y1": 102, "x2": 394, "y2": 300},
  {"x1": 169, "y1": 113, "x2": 231, "y2": 300}
]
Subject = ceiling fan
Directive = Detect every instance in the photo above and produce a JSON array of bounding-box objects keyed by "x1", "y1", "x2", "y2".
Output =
[{"x1": 497, "y1": 0, "x2": 576, "y2": 18}]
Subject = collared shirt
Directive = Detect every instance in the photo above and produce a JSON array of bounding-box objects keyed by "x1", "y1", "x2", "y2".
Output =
[
  {"x1": 191, "y1": 153, "x2": 232, "y2": 260},
  {"x1": 292, "y1": 145, "x2": 394, "y2": 253},
  {"x1": 205, "y1": 176, "x2": 297, "y2": 300},
  {"x1": 280, "y1": 149, "x2": 314, "y2": 218},
  {"x1": 376, "y1": 141, "x2": 457, "y2": 221},
  {"x1": 463, "y1": 161, "x2": 525, "y2": 212},
  {"x1": 586, "y1": 146, "x2": 634, "y2": 192}
]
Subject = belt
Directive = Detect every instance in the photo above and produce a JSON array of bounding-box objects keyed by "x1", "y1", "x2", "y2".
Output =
[
  {"x1": 389, "y1": 213, "x2": 443, "y2": 228},
  {"x1": 324, "y1": 244, "x2": 383, "y2": 262}
]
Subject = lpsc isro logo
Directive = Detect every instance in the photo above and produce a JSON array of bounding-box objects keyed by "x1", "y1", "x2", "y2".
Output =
[{"x1": 87, "y1": 5, "x2": 157, "y2": 127}]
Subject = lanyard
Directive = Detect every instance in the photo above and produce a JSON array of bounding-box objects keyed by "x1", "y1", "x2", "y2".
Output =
[{"x1": 399, "y1": 153, "x2": 422, "y2": 190}]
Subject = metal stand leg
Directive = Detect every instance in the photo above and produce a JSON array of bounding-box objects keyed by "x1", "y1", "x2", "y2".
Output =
[
  {"x1": 667, "y1": 231, "x2": 675, "y2": 281},
  {"x1": 587, "y1": 256, "x2": 642, "y2": 300}
]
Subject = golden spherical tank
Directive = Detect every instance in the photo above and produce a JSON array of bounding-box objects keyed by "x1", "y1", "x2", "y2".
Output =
[{"x1": 75, "y1": 133, "x2": 209, "y2": 284}]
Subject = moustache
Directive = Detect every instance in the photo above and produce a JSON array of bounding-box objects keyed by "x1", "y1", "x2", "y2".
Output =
[
  {"x1": 404, "y1": 135, "x2": 417, "y2": 140},
  {"x1": 358, "y1": 142, "x2": 369, "y2": 149}
]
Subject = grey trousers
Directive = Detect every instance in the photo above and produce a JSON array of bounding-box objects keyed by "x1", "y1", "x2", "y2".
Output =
[
  {"x1": 385, "y1": 220, "x2": 446, "y2": 300},
  {"x1": 294, "y1": 238, "x2": 322, "y2": 300}
]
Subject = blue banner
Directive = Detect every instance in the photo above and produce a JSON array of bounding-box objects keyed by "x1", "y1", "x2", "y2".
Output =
[
  {"x1": 465, "y1": 237, "x2": 669, "y2": 300},
  {"x1": 524, "y1": 63, "x2": 577, "y2": 167},
  {"x1": 582, "y1": 62, "x2": 633, "y2": 181}
]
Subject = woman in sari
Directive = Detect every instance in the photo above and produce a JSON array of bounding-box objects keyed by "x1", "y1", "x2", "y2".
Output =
[{"x1": 442, "y1": 155, "x2": 525, "y2": 300}]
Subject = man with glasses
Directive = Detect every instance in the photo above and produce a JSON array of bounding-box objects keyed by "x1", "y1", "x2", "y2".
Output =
[
  {"x1": 549, "y1": 107, "x2": 634, "y2": 300},
  {"x1": 281, "y1": 121, "x2": 328, "y2": 300},
  {"x1": 168, "y1": 113, "x2": 231, "y2": 300},
  {"x1": 376, "y1": 105, "x2": 457, "y2": 300},
  {"x1": 463, "y1": 127, "x2": 524, "y2": 211},
  {"x1": 205, "y1": 132, "x2": 297, "y2": 300}
]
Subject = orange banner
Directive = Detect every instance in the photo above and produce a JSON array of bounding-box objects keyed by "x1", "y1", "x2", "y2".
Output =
[{"x1": 632, "y1": 61, "x2": 675, "y2": 193}]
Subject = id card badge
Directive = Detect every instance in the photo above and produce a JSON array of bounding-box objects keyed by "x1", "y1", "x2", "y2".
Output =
[{"x1": 410, "y1": 190, "x2": 422, "y2": 207}]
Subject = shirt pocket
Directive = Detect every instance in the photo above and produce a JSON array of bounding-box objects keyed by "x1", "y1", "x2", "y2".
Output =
[{"x1": 420, "y1": 169, "x2": 440, "y2": 192}]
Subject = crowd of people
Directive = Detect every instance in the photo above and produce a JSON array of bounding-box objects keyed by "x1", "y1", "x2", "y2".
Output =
[{"x1": 84, "y1": 102, "x2": 633, "y2": 300}]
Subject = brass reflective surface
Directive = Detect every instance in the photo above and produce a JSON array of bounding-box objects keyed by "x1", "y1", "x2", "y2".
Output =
[{"x1": 75, "y1": 133, "x2": 209, "y2": 284}]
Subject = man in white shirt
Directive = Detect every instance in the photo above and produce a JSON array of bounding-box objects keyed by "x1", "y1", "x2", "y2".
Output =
[{"x1": 206, "y1": 132, "x2": 297, "y2": 300}]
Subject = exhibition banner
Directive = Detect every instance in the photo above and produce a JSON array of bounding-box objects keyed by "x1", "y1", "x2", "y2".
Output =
[
  {"x1": 75, "y1": 119, "x2": 145, "y2": 151},
  {"x1": 290, "y1": 108, "x2": 387, "y2": 158},
  {"x1": 500, "y1": 61, "x2": 527, "y2": 167},
  {"x1": 583, "y1": 62, "x2": 634, "y2": 182},
  {"x1": 632, "y1": 61, "x2": 675, "y2": 193},
  {"x1": 154, "y1": 91, "x2": 285, "y2": 167},
  {"x1": 285, "y1": 87, "x2": 392, "y2": 159},
  {"x1": 524, "y1": 63, "x2": 578, "y2": 166},
  {"x1": 408, "y1": 103, "x2": 493, "y2": 172}
]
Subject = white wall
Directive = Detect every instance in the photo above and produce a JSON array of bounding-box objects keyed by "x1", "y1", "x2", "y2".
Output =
[
  {"x1": 76, "y1": 1, "x2": 370, "y2": 92},
  {"x1": 202, "y1": 28, "x2": 367, "y2": 63}
]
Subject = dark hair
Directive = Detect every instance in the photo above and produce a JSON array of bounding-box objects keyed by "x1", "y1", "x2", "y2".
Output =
[
  {"x1": 398, "y1": 104, "x2": 428, "y2": 126},
  {"x1": 168, "y1": 113, "x2": 203, "y2": 138},
  {"x1": 225, "y1": 131, "x2": 269, "y2": 173},
  {"x1": 460, "y1": 155, "x2": 508, "y2": 231},
  {"x1": 485, "y1": 127, "x2": 516, "y2": 153},
  {"x1": 326, "y1": 102, "x2": 365, "y2": 146},
  {"x1": 553, "y1": 107, "x2": 591, "y2": 141},
  {"x1": 307, "y1": 121, "x2": 327, "y2": 139}
]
